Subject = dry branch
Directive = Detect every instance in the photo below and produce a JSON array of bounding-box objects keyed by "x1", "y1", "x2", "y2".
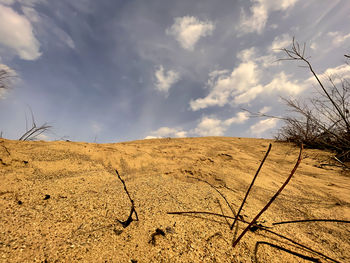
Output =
[
  {"x1": 261, "y1": 227, "x2": 341, "y2": 263},
  {"x1": 230, "y1": 143, "x2": 271, "y2": 230},
  {"x1": 115, "y1": 169, "x2": 138, "y2": 228},
  {"x1": 255, "y1": 241, "x2": 321, "y2": 262},
  {"x1": 167, "y1": 211, "x2": 253, "y2": 225},
  {"x1": 275, "y1": 38, "x2": 350, "y2": 162},
  {"x1": 19, "y1": 110, "x2": 51, "y2": 141},
  {"x1": 168, "y1": 210, "x2": 339, "y2": 262},
  {"x1": 272, "y1": 219, "x2": 350, "y2": 225},
  {"x1": 232, "y1": 145, "x2": 303, "y2": 247}
]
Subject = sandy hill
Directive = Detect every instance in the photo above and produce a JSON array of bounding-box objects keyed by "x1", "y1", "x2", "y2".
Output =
[{"x1": 0, "y1": 137, "x2": 349, "y2": 262}]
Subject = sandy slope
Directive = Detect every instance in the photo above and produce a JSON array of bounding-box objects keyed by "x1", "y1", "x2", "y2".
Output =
[{"x1": 0, "y1": 137, "x2": 349, "y2": 262}]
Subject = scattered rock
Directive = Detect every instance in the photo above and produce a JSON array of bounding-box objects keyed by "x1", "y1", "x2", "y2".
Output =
[
  {"x1": 149, "y1": 228, "x2": 166, "y2": 245},
  {"x1": 113, "y1": 229, "x2": 123, "y2": 235}
]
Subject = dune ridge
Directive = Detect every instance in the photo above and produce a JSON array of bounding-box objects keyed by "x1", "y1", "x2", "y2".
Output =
[{"x1": 1, "y1": 137, "x2": 349, "y2": 262}]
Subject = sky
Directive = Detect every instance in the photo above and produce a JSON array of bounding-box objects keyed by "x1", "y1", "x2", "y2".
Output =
[{"x1": 0, "y1": 0, "x2": 349, "y2": 143}]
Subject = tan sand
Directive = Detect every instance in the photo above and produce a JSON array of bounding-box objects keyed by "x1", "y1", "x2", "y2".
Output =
[{"x1": 0, "y1": 137, "x2": 349, "y2": 262}]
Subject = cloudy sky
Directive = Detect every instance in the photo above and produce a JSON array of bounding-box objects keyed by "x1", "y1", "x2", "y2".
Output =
[{"x1": 0, "y1": 0, "x2": 349, "y2": 142}]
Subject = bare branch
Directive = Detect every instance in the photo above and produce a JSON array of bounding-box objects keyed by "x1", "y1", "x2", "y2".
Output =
[
  {"x1": 230, "y1": 144, "x2": 271, "y2": 230},
  {"x1": 232, "y1": 145, "x2": 303, "y2": 247}
]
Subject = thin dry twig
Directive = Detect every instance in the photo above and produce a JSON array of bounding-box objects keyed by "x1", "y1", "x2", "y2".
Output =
[
  {"x1": 167, "y1": 210, "x2": 339, "y2": 262},
  {"x1": 115, "y1": 169, "x2": 139, "y2": 228},
  {"x1": 333, "y1": 156, "x2": 350, "y2": 169},
  {"x1": 167, "y1": 210, "x2": 340, "y2": 262},
  {"x1": 167, "y1": 211, "x2": 266, "y2": 227},
  {"x1": 19, "y1": 110, "x2": 51, "y2": 141},
  {"x1": 254, "y1": 241, "x2": 321, "y2": 262},
  {"x1": 215, "y1": 199, "x2": 231, "y2": 228},
  {"x1": 230, "y1": 143, "x2": 272, "y2": 230},
  {"x1": 232, "y1": 144, "x2": 303, "y2": 247},
  {"x1": 188, "y1": 176, "x2": 237, "y2": 218},
  {"x1": 272, "y1": 219, "x2": 350, "y2": 225},
  {"x1": 261, "y1": 227, "x2": 341, "y2": 263}
]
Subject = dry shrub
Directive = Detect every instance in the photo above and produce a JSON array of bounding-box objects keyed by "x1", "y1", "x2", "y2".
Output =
[{"x1": 276, "y1": 38, "x2": 350, "y2": 162}]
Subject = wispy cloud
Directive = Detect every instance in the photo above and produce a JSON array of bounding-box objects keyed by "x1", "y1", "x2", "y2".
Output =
[
  {"x1": 0, "y1": 4, "x2": 41, "y2": 60},
  {"x1": 327, "y1": 31, "x2": 350, "y2": 47},
  {"x1": 166, "y1": 16, "x2": 215, "y2": 50},
  {"x1": 238, "y1": 0, "x2": 299, "y2": 34},
  {"x1": 53, "y1": 27, "x2": 76, "y2": 49},
  {"x1": 154, "y1": 65, "x2": 180, "y2": 94}
]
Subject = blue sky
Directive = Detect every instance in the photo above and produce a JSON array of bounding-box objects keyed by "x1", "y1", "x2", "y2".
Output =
[{"x1": 0, "y1": 0, "x2": 349, "y2": 142}]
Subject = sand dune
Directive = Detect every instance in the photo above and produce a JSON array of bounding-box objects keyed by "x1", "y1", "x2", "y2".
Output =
[{"x1": 0, "y1": 137, "x2": 349, "y2": 262}]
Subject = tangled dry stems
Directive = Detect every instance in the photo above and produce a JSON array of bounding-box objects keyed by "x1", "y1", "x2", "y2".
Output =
[{"x1": 276, "y1": 38, "x2": 350, "y2": 163}]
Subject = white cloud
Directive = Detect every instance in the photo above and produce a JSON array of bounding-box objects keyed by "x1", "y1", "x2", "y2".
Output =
[
  {"x1": 0, "y1": 63, "x2": 16, "y2": 76},
  {"x1": 309, "y1": 64, "x2": 350, "y2": 85},
  {"x1": 166, "y1": 16, "x2": 215, "y2": 50},
  {"x1": 327, "y1": 31, "x2": 350, "y2": 47},
  {"x1": 250, "y1": 118, "x2": 279, "y2": 137},
  {"x1": 259, "y1": 106, "x2": 272, "y2": 114},
  {"x1": 264, "y1": 72, "x2": 303, "y2": 95},
  {"x1": 223, "y1": 112, "x2": 249, "y2": 125},
  {"x1": 190, "y1": 60, "x2": 260, "y2": 110},
  {"x1": 154, "y1": 65, "x2": 180, "y2": 94},
  {"x1": 147, "y1": 126, "x2": 187, "y2": 138},
  {"x1": 310, "y1": 42, "x2": 317, "y2": 50},
  {"x1": 238, "y1": 45, "x2": 280, "y2": 68},
  {"x1": 190, "y1": 46, "x2": 303, "y2": 110},
  {"x1": 237, "y1": 47, "x2": 256, "y2": 62},
  {"x1": 193, "y1": 112, "x2": 249, "y2": 136},
  {"x1": 193, "y1": 117, "x2": 226, "y2": 136},
  {"x1": 255, "y1": 54, "x2": 279, "y2": 68},
  {"x1": 270, "y1": 33, "x2": 291, "y2": 52},
  {"x1": 0, "y1": 4, "x2": 41, "y2": 60},
  {"x1": 36, "y1": 133, "x2": 50, "y2": 141},
  {"x1": 144, "y1": 136, "x2": 158, "y2": 139},
  {"x1": 238, "y1": 0, "x2": 299, "y2": 34},
  {"x1": 233, "y1": 85, "x2": 263, "y2": 104}
]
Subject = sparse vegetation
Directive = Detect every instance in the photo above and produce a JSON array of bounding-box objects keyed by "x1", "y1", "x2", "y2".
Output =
[
  {"x1": 19, "y1": 109, "x2": 52, "y2": 141},
  {"x1": 276, "y1": 38, "x2": 350, "y2": 163},
  {"x1": 0, "y1": 66, "x2": 15, "y2": 93}
]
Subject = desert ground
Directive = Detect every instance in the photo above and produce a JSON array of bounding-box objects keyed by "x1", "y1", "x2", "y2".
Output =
[{"x1": 0, "y1": 137, "x2": 349, "y2": 262}]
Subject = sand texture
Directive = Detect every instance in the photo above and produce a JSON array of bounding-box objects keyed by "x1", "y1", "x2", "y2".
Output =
[{"x1": 0, "y1": 137, "x2": 349, "y2": 262}]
